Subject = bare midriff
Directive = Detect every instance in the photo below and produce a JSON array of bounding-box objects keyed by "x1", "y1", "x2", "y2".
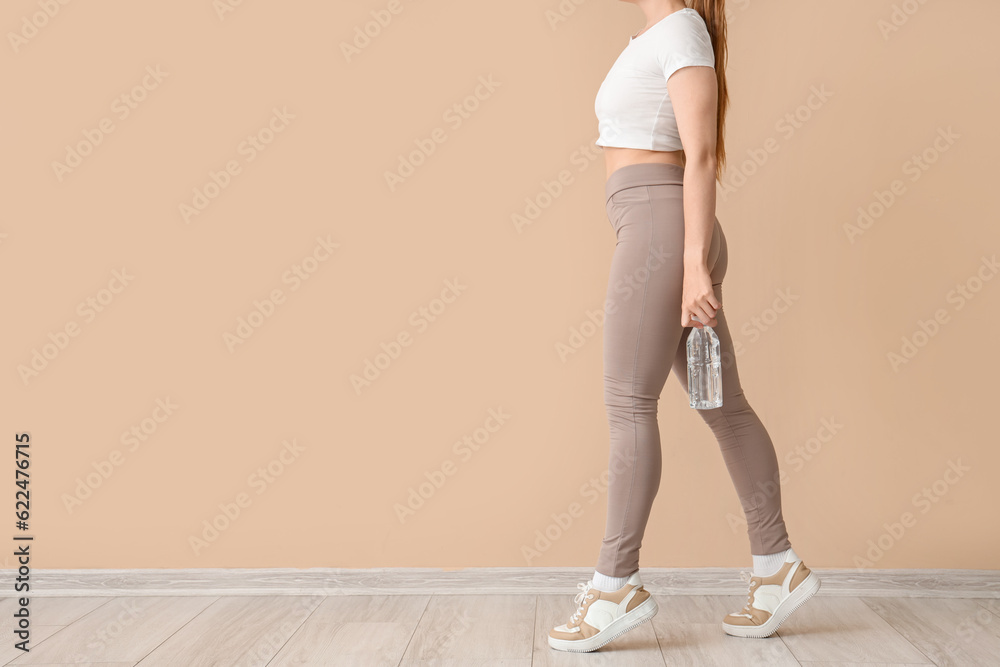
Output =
[{"x1": 604, "y1": 146, "x2": 685, "y2": 181}]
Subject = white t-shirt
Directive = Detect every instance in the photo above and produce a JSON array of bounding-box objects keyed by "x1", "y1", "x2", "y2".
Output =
[{"x1": 595, "y1": 8, "x2": 716, "y2": 151}]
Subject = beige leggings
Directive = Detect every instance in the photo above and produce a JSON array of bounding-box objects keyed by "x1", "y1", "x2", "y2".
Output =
[{"x1": 596, "y1": 162, "x2": 791, "y2": 578}]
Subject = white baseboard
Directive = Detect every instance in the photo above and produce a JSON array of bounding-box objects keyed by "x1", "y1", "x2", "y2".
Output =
[{"x1": 3, "y1": 567, "x2": 998, "y2": 598}]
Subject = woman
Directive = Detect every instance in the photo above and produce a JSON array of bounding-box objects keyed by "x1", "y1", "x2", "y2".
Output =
[{"x1": 548, "y1": 0, "x2": 821, "y2": 653}]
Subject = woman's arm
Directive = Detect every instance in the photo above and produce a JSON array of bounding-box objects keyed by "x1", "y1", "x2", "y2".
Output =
[{"x1": 668, "y1": 65, "x2": 722, "y2": 329}]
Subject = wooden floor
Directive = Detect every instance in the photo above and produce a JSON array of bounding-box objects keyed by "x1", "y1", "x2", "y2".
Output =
[{"x1": 2, "y1": 592, "x2": 999, "y2": 666}]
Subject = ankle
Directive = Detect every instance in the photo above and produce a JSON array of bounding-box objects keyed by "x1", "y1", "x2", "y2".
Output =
[
  {"x1": 751, "y1": 547, "x2": 796, "y2": 577},
  {"x1": 592, "y1": 569, "x2": 634, "y2": 592}
]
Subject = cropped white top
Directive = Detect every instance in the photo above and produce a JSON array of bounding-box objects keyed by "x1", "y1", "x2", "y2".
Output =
[{"x1": 595, "y1": 8, "x2": 716, "y2": 151}]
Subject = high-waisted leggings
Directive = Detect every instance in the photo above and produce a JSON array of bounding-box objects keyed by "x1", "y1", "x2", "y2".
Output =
[{"x1": 596, "y1": 162, "x2": 791, "y2": 578}]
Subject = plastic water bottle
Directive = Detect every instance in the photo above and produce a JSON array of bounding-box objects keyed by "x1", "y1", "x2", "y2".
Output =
[{"x1": 687, "y1": 315, "x2": 723, "y2": 409}]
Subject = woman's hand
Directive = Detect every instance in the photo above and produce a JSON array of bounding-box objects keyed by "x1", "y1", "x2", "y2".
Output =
[{"x1": 681, "y1": 261, "x2": 720, "y2": 328}]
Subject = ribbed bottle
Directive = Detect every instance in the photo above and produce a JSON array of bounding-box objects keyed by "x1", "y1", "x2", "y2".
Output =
[{"x1": 686, "y1": 315, "x2": 723, "y2": 409}]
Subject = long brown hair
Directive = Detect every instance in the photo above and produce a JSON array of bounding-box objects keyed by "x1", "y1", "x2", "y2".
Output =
[{"x1": 690, "y1": 0, "x2": 729, "y2": 182}]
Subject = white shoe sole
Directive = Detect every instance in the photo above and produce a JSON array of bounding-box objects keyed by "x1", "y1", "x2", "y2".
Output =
[
  {"x1": 548, "y1": 595, "x2": 659, "y2": 653},
  {"x1": 722, "y1": 570, "x2": 821, "y2": 638}
]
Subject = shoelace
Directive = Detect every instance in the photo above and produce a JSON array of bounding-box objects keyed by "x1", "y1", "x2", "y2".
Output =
[
  {"x1": 737, "y1": 569, "x2": 758, "y2": 615},
  {"x1": 570, "y1": 581, "x2": 595, "y2": 623}
]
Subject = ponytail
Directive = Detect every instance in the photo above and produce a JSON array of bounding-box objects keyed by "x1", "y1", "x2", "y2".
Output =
[{"x1": 690, "y1": 0, "x2": 729, "y2": 182}]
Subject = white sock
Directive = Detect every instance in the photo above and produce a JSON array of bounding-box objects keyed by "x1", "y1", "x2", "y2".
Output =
[
  {"x1": 752, "y1": 546, "x2": 797, "y2": 577},
  {"x1": 592, "y1": 569, "x2": 631, "y2": 592}
]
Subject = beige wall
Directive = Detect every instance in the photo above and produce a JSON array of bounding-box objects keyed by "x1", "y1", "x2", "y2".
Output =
[{"x1": 4, "y1": 0, "x2": 998, "y2": 571}]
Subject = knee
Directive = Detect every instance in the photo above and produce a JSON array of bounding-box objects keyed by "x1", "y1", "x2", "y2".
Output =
[
  {"x1": 604, "y1": 382, "x2": 658, "y2": 419},
  {"x1": 696, "y1": 390, "x2": 750, "y2": 427}
]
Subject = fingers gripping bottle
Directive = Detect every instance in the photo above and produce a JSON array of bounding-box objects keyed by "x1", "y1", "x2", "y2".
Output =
[{"x1": 686, "y1": 315, "x2": 723, "y2": 409}]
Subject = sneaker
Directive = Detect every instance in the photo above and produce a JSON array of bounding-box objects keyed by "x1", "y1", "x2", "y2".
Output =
[
  {"x1": 722, "y1": 548, "x2": 821, "y2": 638},
  {"x1": 548, "y1": 571, "x2": 659, "y2": 653}
]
